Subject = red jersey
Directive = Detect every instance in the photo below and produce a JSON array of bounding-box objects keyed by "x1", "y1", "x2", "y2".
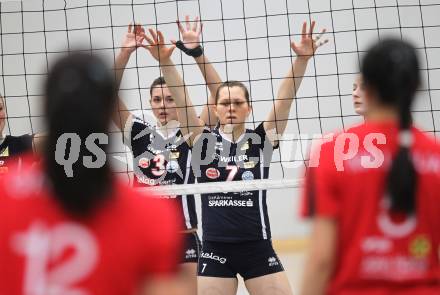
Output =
[
  {"x1": 302, "y1": 121, "x2": 440, "y2": 295},
  {"x1": 0, "y1": 155, "x2": 182, "y2": 295}
]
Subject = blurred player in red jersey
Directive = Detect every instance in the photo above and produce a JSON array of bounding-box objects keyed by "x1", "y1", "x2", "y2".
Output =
[
  {"x1": 0, "y1": 53, "x2": 185, "y2": 295},
  {"x1": 301, "y1": 39, "x2": 440, "y2": 295}
]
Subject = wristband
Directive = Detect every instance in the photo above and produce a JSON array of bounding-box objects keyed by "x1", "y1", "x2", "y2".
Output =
[{"x1": 175, "y1": 40, "x2": 204, "y2": 58}]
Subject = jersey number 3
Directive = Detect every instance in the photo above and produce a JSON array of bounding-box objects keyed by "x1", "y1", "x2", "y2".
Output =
[{"x1": 151, "y1": 154, "x2": 166, "y2": 176}]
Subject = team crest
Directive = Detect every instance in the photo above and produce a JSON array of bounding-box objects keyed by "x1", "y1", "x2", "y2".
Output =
[
  {"x1": 166, "y1": 161, "x2": 179, "y2": 173},
  {"x1": 206, "y1": 167, "x2": 220, "y2": 180},
  {"x1": 241, "y1": 170, "x2": 254, "y2": 181},
  {"x1": 138, "y1": 157, "x2": 150, "y2": 169}
]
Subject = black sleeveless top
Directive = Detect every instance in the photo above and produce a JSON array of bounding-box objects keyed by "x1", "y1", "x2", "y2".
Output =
[{"x1": 0, "y1": 135, "x2": 33, "y2": 175}]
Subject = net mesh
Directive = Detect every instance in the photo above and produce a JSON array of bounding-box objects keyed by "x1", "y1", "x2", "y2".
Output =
[{"x1": 1, "y1": 0, "x2": 440, "y2": 188}]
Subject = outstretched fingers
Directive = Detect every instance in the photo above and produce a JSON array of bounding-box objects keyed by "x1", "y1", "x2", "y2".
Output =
[
  {"x1": 185, "y1": 15, "x2": 191, "y2": 31},
  {"x1": 314, "y1": 28, "x2": 329, "y2": 48},
  {"x1": 158, "y1": 30, "x2": 165, "y2": 45},
  {"x1": 134, "y1": 23, "x2": 143, "y2": 37},
  {"x1": 148, "y1": 28, "x2": 158, "y2": 43},
  {"x1": 177, "y1": 20, "x2": 185, "y2": 35},
  {"x1": 301, "y1": 21, "x2": 307, "y2": 39},
  {"x1": 198, "y1": 21, "x2": 203, "y2": 34},
  {"x1": 144, "y1": 29, "x2": 156, "y2": 46},
  {"x1": 308, "y1": 20, "x2": 316, "y2": 39},
  {"x1": 192, "y1": 16, "x2": 199, "y2": 32},
  {"x1": 290, "y1": 41, "x2": 299, "y2": 52}
]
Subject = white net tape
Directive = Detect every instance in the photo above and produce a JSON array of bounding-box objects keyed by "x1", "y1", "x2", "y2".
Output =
[{"x1": 139, "y1": 178, "x2": 303, "y2": 196}]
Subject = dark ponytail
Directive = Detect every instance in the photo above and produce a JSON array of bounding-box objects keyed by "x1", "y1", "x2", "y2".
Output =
[
  {"x1": 362, "y1": 39, "x2": 420, "y2": 214},
  {"x1": 44, "y1": 52, "x2": 117, "y2": 217}
]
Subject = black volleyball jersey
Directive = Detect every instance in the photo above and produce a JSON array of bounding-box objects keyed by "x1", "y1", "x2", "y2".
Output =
[
  {"x1": 194, "y1": 123, "x2": 276, "y2": 242},
  {"x1": 125, "y1": 115, "x2": 197, "y2": 230},
  {"x1": 0, "y1": 135, "x2": 33, "y2": 175}
]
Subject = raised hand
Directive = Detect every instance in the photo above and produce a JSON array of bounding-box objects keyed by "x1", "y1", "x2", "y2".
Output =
[
  {"x1": 172, "y1": 15, "x2": 202, "y2": 49},
  {"x1": 143, "y1": 29, "x2": 176, "y2": 62},
  {"x1": 291, "y1": 21, "x2": 328, "y2": 59},
  {"x1": 121, "y1": 23, "x2": 146, "y2": 55}
]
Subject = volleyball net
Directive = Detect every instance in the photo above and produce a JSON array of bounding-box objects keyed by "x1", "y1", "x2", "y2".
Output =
[{"x1": 1, "y1": 0, "x2": 439, "y2": 191}]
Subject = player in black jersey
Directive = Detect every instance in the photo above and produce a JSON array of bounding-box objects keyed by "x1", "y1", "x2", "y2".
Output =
[
  {"x1": 0, "y1": 94, "x2": 34, "y2": 174},
  {"x1": 144, "y1": 21, "x2": 328, "y2": 295},
  {"x1": 113, "y1": 20, "x2": 221, "y2": 294}
]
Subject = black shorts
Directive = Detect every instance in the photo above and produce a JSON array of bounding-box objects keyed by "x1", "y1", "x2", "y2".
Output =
[
  {"x1": 181, "y1": 231, "x2": 202, "y2": 264},
  {"x1": 198, "y1": 240, "x2": 284, "y2": 280}
]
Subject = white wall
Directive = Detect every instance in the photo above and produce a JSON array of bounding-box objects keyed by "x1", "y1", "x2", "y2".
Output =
[{"x1": 1, "y1": 0, "x2": 439, "y2": 239}]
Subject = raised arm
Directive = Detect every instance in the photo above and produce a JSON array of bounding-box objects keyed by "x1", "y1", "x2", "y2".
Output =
[
  {"x1": 112, "y1": 23, "x2": 146, "y2": 131},
  {"x1": 264, "y1": 21, "x2": 328, "y2": 137},
  {"x1": 143, "y1": 29, "x2": 205, "y2": 146},
  {"x1": 172, "y1": 16, "x2": 222, "y2": 128}
]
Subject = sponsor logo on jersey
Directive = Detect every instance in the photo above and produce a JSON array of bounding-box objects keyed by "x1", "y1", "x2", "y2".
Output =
[
  {"x1": 240, "y1": 141, "x2": 249, "y2": 151},
  {"x1": 138, "y1": 157, "x2": 150, "y2": 169},
  {"x1": 0, "y1": 147, "x2": 9, "y2": 157},
  {"x1": 159, "y1": 194, "x2": 177, "y2": 199},
  {"x1": 136, "y1": 175, "x2": 176, "y2": 186},
  {"x1": 240, "y1": 191, "x2": 253, "y2": 196},
  {"x1": 217, "y1": 154, "x2": 248, "y2": 163},
  {"x1": 361, "y1": 237, "x2": 392, "y2": 253},
  {"x1": 165, "y1": 143, "x2": 178, "y2": 150},
  {"x1": 0, "y1": 160, "x2": 4, "y2": 166},
  {"x1": 215, "y1": 142, "x2": 223, "y2": 151},
  {"x1": 241, "y1": 170, "x2": 254, "y2": 181},
  {"x1": 268, "y1": 256, "x2": 279, "y2": 267},
  {"x1": 166, "y1": 161, "x2": 179, "y2": 173},
  {"x1": 170, "y1": 152, "x2": 180, "y2": 159},
  {"x1": 208, "y1": 198, "x2": 254, "y2": 207},
  {"x1": 377, "y1": 200, "x2": 417, "y2": 238},
  {"x1": 145, "y1": 144, "x2": 177, "y2": 155},
  {"x1": 206, "y1": 167, "x2": 220, "y2": 179},
  {"x1": 244, "y1": 161, "x2": 256, "y2": 169},
  {"x1": 360, "y1": 255, "x2": 429, "y2": 279},
  {"x1": 409, "y1": 235, "x2": 431, "y2": 259},
  {"x1": 200, "y1": 251, "x2": 227, "y2": 264},
  {"x1": 185, "y1": 248, "x2": 197, "y2": 259},
  {"x1": 146, "y1": 145, "x2": 165, "y2": 155}
]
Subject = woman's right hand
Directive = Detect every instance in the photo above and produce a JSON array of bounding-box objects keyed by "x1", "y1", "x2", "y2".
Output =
[
  {"x1": 143, "y1": 29, "x2": 176, "y2": 62},
  {"x1": 121, "y1": 23, "x2": 146, "y2": 55},
  {"x1": 172, "y1": 15, "x2": 202, "y2": 50}
]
